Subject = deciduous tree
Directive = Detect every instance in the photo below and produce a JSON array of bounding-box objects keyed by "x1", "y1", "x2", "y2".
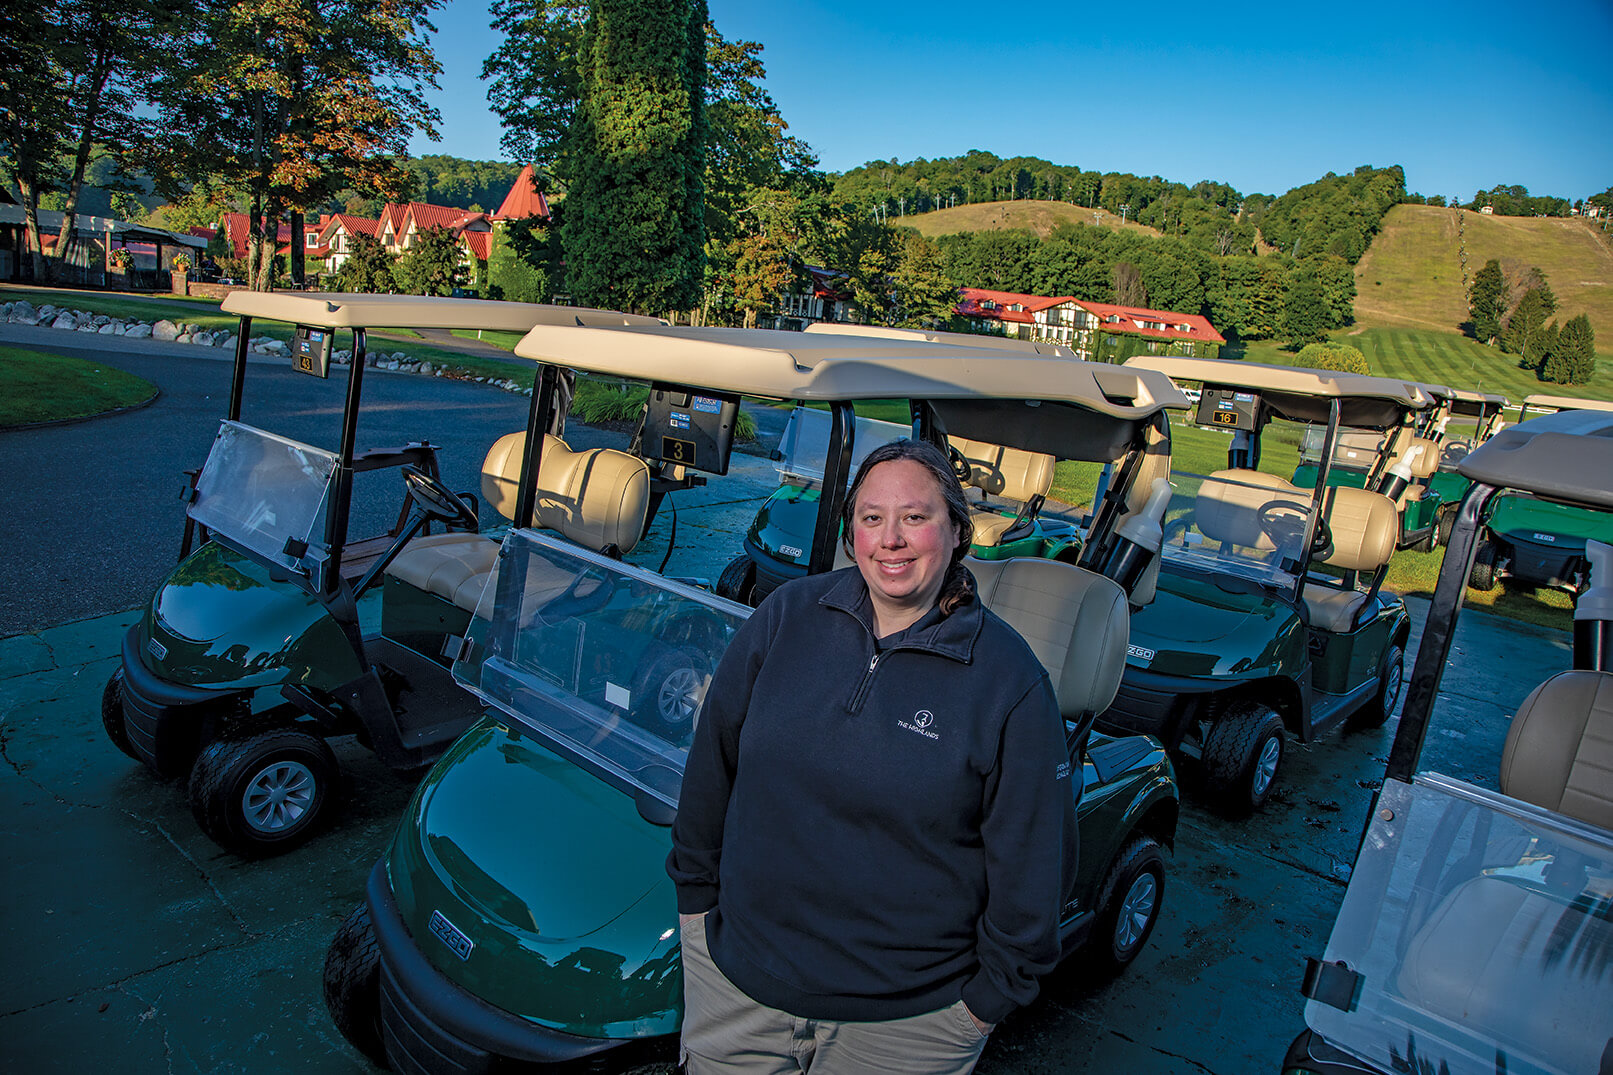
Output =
[
  {"x1": 392, "y1": 225, "x2": 465, "y2": 296},
  {"x1": 890, "y1": 231, "x2": 956, "y2": 328},
  {"x1": 333, "y1": 232, "x2": 397, "y2": 293}
]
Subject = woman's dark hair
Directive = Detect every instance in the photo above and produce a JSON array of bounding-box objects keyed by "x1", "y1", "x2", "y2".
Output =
[{"x1": 841, "y1": 438, "x2": 976, "y2": 615}]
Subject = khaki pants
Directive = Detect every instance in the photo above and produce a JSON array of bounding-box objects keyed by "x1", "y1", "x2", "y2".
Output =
[{"x1": 679, "y1": 914, "x2": 990, "y2": 1075}]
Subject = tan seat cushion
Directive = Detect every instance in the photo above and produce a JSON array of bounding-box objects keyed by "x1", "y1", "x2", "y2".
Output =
[
  {"x1": 385, "y1": 531, "x2": 501, "y2": 610},
  {"x1": 968, "y1": 556, "x2": 1129, "y2": 718},
  {"x1": 1300, "y1": 584, "x2": 1370, "y2": 633},
  {"x1": 1196, "y1": 469, "x2": 1310, "y2": 553},
  {"x1": 948, "y1": 436, "x2": 1056, "y2": 501},
  {"x1": 1316, "y1": 485, "x2": 1398, "y2": 573},
  {"x1": 1501, "y1": 670, "x2": 1613, "y2": 829},
  {"x1": 388, "y1": 434, "x2": 652, "y2": 613}
]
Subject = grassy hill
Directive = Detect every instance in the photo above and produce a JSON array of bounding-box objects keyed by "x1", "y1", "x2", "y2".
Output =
[
  {"x1": 1354, "y1": 204, "x2": 1613, "y2": 342},
  {"x1": 905, "y1": 200, "x2": 1161, "y2": 240}
]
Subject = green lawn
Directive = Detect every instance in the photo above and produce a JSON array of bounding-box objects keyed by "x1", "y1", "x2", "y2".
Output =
[
  {"x1": 0, "y1": 344, "x2": 157, "y2": 427},
  {"x1": 1229, "y1": 327, "x2": 1613, "y2": 411}
]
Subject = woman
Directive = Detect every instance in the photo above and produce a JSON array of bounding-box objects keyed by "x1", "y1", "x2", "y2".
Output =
[{"x1": 668, "y1": 439, "x2": 1076, "y2": 1074}]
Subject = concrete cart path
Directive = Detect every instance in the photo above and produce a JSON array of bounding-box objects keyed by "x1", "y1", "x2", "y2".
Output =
[{"x1": 0, "y1": 594, "x2": 1571, "y2": 1074}]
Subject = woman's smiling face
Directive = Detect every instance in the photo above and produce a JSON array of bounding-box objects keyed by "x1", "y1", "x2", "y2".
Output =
[{"x1": 850, "y1": 457, "x2": 962, "y2": 634}]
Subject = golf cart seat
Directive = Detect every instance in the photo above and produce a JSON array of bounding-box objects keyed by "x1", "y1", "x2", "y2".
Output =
[
  {"x1": 949, "y1": 436, "x2": 1056, "y2": 549},
  {"x1": 1500, "y1": 669, "x2": 1613, "y2": 829},
  {"x1": 387, "y1": 433, "x2": 650, "y2": 612},
  {"x1": 1196, "y1": 469, "x2": 1312, "y2": 555},
  {"x1": 967, "y1": 555, "x2": 1129, "y2": 721},
  {"x1": 1302, "y1": 486, "x2": 1399, "y2": 633}
]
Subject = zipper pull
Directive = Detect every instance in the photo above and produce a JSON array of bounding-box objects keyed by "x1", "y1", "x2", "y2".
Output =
[{"x1": 869, "y1": 653, "x2": 880, "y2": 672}]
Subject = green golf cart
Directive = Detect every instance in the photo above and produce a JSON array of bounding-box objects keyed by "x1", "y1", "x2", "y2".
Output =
[
  {"x1": 1284, "y1": 406, "x2": 1613, "y2": 1075},
  {"x1": 1422, "y1": 386, "x2": 1509, "y2": 548},
  {"x1": 1289, "y1": 382, "x2": 1444, "y2": 552},
  {"x1": 101, "y1": 292, "x2": 665, "y2": 855},
  {"x1": 1098, "y1": 356, "x2": 1425, "y2": 813},
  {"x1": 1468, "y1": 392, "x2": 1613, "y2": 594},
  {"x1": 323, "y1": 324, "x2": 1189, "y2": 1072}
]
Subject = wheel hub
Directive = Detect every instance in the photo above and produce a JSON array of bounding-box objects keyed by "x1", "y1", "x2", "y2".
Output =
[
  {"x1": 1115, "y1": 872, "x2": 1158, "y2": 952},
  {"x1": 242, "y1": 760, "x2": 317, "y2": 833}
]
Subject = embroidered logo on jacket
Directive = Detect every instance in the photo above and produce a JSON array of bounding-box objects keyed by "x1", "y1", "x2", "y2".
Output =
[{"x1": 899, "y1": 709, "x2": 940, "y2": 740}]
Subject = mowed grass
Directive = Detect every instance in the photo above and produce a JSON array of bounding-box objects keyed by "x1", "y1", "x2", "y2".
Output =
[
  {"x1": 906, "y1": 199, "x2": 1161, "y2": 240},
  {"x1": 1354, "y1": 204, "x2": 1613, "y2": 343},
  {"x1": 0, "y1": 344, "x2": 156, "y2": 427}
]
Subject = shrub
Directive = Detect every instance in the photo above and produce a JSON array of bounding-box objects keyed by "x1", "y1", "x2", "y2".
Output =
[{"x1": 1293, "y1": 341, "x2": 1370, "y2": 375}]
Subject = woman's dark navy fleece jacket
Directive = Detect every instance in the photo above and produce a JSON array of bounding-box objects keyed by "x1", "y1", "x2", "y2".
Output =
[{"x1": 667, "y1": 567, "x2": 1076, "y2": 1025}]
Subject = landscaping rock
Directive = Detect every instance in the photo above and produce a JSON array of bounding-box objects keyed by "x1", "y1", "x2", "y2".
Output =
[
  {"x1": 176, "y1": 333, "x2": 193, "y2": 344},
  {"x1": 152, "y1": 319, "x2": 181, "y2": 341},
  {"x1": 98, "y1": 322, "x2": 122, "y2": 335},
  {"x1": 51, "y1": 312, "x2": 78, "y2": 330},
  {"x1": 125, "y1": 324, "x2": 153, "y2": 339},
  {"x1": 193, "y1": 331, "x2": 215, "y2": 347}
]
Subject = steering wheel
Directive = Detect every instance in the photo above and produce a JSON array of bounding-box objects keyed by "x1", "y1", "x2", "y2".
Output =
[
  {"x1": 402, "y1": 465, "x2": 478, "y2": 530},
  {"x1": 947, "y1": 443, "x2": 972, "y2": 484}
]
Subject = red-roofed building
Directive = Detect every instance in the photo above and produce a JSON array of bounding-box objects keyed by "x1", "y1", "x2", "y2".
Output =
[
  {"x1": 768, "y1": 266, "x2": 855, "y2": 329},
  {"x1": 955, "y1": 287, "x2": 1224, "y2": 361},
  {"x1": 493, "y1": 165, "x2": 551, "y2": 222},
  {"x1": 317, "y1": 213, "x2": 381, "y2": 270},
  {"x1": 217, "y1": 213, "x2": 294, "y2": 260}
]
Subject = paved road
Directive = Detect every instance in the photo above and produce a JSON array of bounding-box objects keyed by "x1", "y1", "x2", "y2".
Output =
[{"x1": 0, "y1": 319, "x2": 1577, "y2": 1073}]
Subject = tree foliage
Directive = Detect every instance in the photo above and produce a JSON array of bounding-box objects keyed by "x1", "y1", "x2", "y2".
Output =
[
  {"x1": 485, "y1": 216, "x2": 551, "y2": 303},
  {"x1": 1540, "y1": 314, "x2": 1596, "y2": 385},
  {"x1": 1502, "y1": 281, "x2": 1558, "y2": 366},
  {"x1": 1468, "y1": 258, "x2": 1507, "y2": 344},
  {"x1": 562, "y1": 0, "x2": 708, "y2": 313},
  {"x1": 333, "y1": 231, "x2": 397, "y2": 293},
  {"x1": 144, "y1": 0, "x2": 442, "y2": 290},
  {"x1": 1255, "y1": 165, "x2": 1404, "y2": 263},
  {"x1": 0, "y1": 0, "x2": 165, "y2": 281},
  {"x1": 1293, "y1": 341, "x2": 1370, "y2": 375},
  {"x1": 889, "y1": 231, "x2": 956, "y2": 328},
  {"x1": 392, "y1": 224, "x2": 465, "y2": 295},
  {"x1": 1466, "y1": 184, "x2": 1572, "y2": 217}
]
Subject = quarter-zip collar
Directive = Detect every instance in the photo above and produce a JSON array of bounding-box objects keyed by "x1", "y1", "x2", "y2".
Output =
[{"x1": 818, "y1": 567, "x2": 984, "y2": 663}]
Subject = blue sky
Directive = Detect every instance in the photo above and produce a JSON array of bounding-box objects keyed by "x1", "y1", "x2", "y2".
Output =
[{"x1": 412, "y1": 0, "x2": 1613, "y2": 201}]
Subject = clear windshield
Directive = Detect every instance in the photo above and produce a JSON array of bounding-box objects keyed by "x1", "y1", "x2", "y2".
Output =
[
  {"x1": 1158, "y1": 469, "x2": 1308, "y2": 589},
  {"x1": 774, "y1": 406, "x2": 910, "y2": 485},
  {"x1": 187, "y1": 420, "x2": 338, "y2": 576},
  {"x1": 1306, "y1": 774, "x2": 1613, "y2": 1075},
  {"x1": 453, "y1": 530, "x2": 749, "y2": 810},
  {"x1": 1298, "y1": 424, "x2": 1385, "y2": 473}
]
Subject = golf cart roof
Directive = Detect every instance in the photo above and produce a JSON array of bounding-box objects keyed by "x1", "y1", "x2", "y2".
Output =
[
  {"x1": 513, "y1": 324, "x2": 1189, "y2": 418},
  {"x1": 1125, "y1": 354, "x2": 1427, "y2": 428},
  {"x1": 803, "y1": 321, "x2": 1076, "y2": 356},
  {"x1": 219, "y1": 291, "x2": 664, "y2": 332},
  {"x1": 1519, "y1": 393, "x2": 1613, "y2": 415},
  {"x1": 1456, "y1": 408, "x2": 1613, "y2": 510}
]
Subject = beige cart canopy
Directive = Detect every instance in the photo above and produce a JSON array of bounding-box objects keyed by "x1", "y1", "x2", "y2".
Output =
[
  {"x1": 512, "y1": 323, "x2": 1190, "y2": 463},
  {"x1": 1518, "y1": 393, "x2": 1613, "y2": 418},
  {"x1": 1126, "y1": 354, "x2": 1427, "y2": 429},
  {"x1": 1457, "y1": 408, "x2": 1613, "y2": 511},
  {"x1": 804, "y1": 321, "x2": 1076, "y2": 356},
  {"x1": 220, "y1": 291, "x2": 664, "y2": 333}
]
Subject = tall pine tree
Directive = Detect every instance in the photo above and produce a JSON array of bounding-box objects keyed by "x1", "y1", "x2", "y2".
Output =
[
  {"x1": 563, "y1": 0, "x2": 708, "y2": 314},
  {"x1": 1468, "y1": 258, "x2": 1506, "y2": 344}
]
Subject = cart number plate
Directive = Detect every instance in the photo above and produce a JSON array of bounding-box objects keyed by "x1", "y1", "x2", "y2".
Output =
[{"x1": 429, "y1": 910, "x2": 475, "y2": 961}]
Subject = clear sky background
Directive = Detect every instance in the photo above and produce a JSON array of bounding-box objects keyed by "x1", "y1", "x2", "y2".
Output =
[{"x1": 412, "y1": 0, "x2": 1613, "y2": 202}]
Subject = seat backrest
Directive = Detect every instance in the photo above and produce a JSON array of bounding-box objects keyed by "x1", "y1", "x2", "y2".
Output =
[
  {"x1": 1316, "y1": 485, "x2": 1398, "y2": 573},
  {"x1": 967, "y1": 556, "x2": 1129, "y2": 719},
  {"x1": 481, "y1": 433, "x2": 651, "y2": 554},
  {"x1": 1196, "y1": 469, "x2": 1310, "y2": 552},
  {"x1": 1500, "y1": 670, "x2": 1613, "y2": 830},
  {"x1": 948, "y1": 435, "x2": 1055, "y2": 502},
  {"x1": 1390, "y1": 435, "x2": 1440, "y2": 481}
]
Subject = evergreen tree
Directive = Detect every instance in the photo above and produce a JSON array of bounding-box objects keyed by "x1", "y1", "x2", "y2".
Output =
[
  {"x1": 1545, "y1": 313, "x2": 1597, "y2": 384},
  {"x1": 1468, "y1": 258, "x2": 1506, "y2": 343},
  {"x1": 1503, "y1": 285, "x2": 1557, "y2": 365},
  {"x1": 563, "y1": 0, "x2": 708, "y2": 314},
  {"x1": 393, "y1": 225, "x2": 467, "y2": 296}
]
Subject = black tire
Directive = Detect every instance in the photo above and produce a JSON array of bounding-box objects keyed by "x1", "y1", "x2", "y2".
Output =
[
  {"x1": 1349, "y1": 642, "x2": 1405, "y2": 730},
  {"x1": 631, "y1": 645, "x2": 711, "y2": 738},
  {"x1": 324, "y1": 902, "x2": 389, "y2": 1069},
  {"x1": 1089, "y1": 835, "x2": 1166, "y2": 975},
  {"x1": 1435, "y1": 506, "x2": 1455, "y2": 549},
  {"x1": 1202, "y1": 702, "x2": 1284, "y2": 814},
  {"x1": 1469, "y1": 540, "x2": 1497, "y2": 591},
  {"x1": 188, "y1": 727, "x2": 339, "y2": 856},
  {"x1": 715, "y1": 554, "x2": 755, "y2": 605},
  {"x1": 1410, "y1": 524, "x2": 1436, "y2": 554},
  {"x1": 101, "y1": 669, "x2": 140, "y2": 761}
]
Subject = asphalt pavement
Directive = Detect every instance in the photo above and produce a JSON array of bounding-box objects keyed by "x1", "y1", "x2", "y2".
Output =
[{"x1": 0, "y1": 319, "x2": 1577, "y2": 1073}]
